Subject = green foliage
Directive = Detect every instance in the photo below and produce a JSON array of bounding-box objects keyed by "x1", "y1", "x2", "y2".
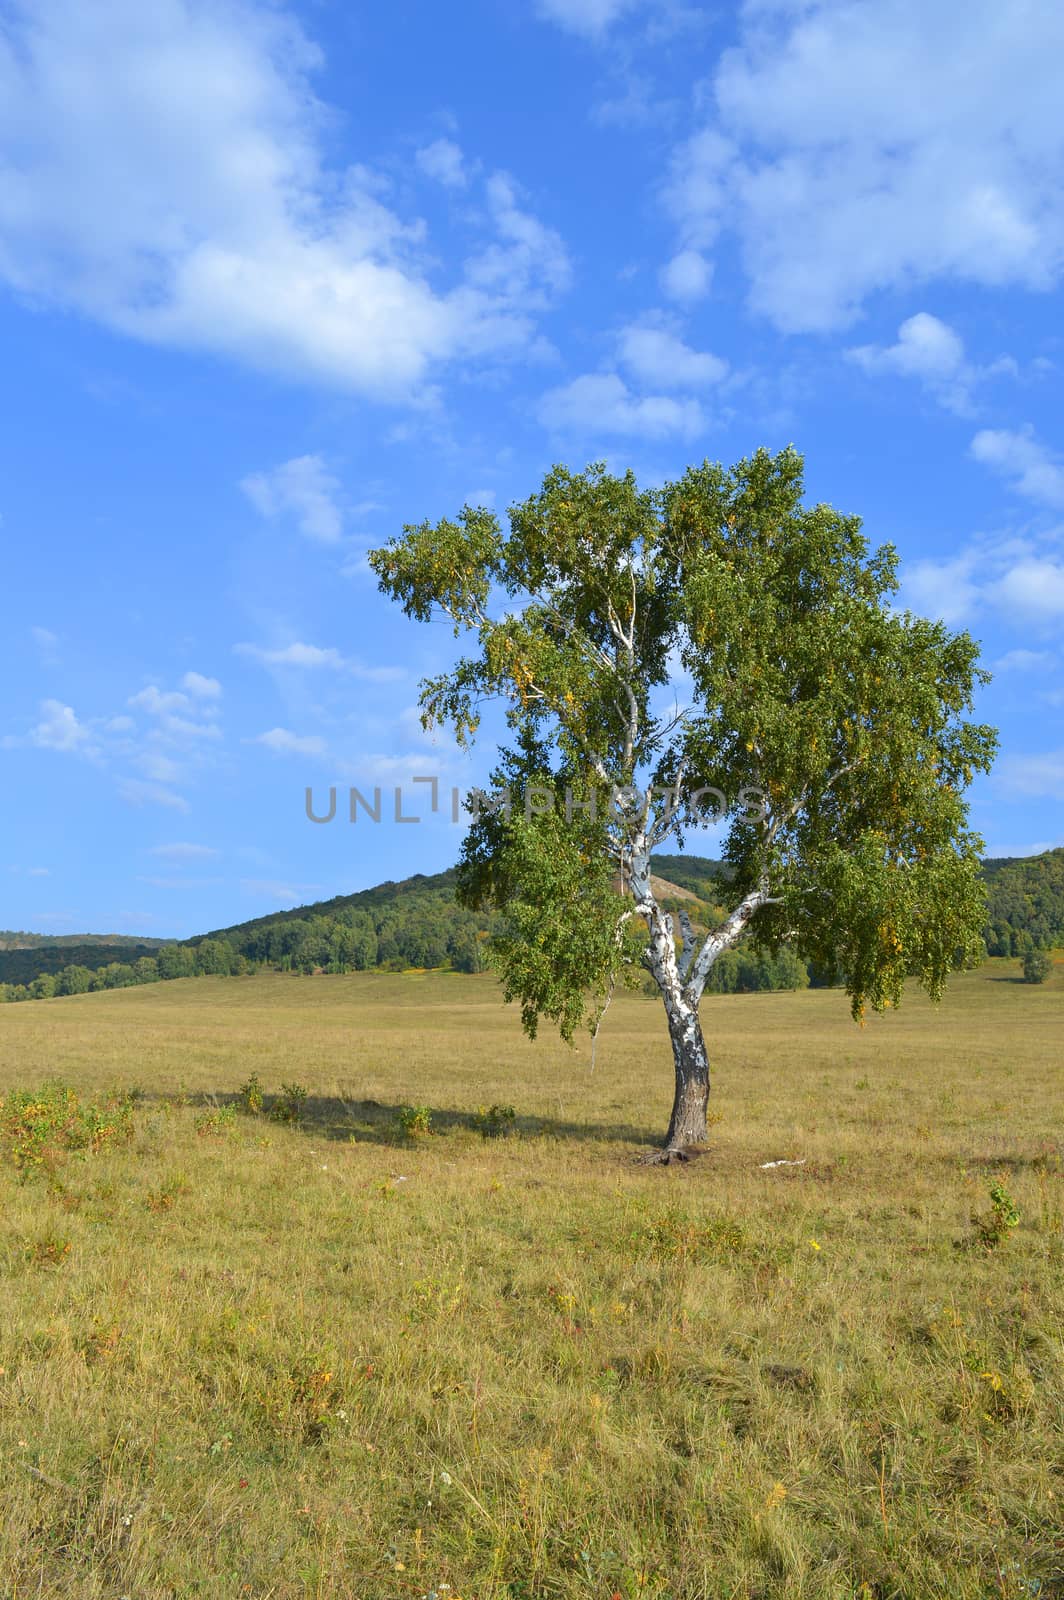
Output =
[
  {"x1": 238, "y1": 1073, "x2": 265, "y2": 1113},
  {"x1": 705, "y1": 945, "x2": 810, "y2": 994},
  {"x1": 1023, "y1": 948, "x2": 1052, "y2": 984},
  {"x1": 268, "y1": 1082, "x2": 309, "y2": 1124},
  {"x1": 395, "y1": 1104, "x2": 433, "y2": 1139},
  {"x1": 0, "y1": 1081, "x2": 135, "y2": 1179},
  {"x1": 973, "y1": 1180, "x2": 1021, "y2": 1247},
  {"x1": 371, "y1": 447, "x2": 997, "y2": 1043},
  {"x1": 471, "y1": 1103, "x2": 518, "y2": 1138}
]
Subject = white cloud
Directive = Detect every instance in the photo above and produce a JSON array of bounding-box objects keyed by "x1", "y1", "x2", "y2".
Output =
[
  {"x1": 535, "y1": 0, "x2": 641, "y2": 36},
  {"x1": 617, "y1": 321, "x2": 727, "y2": 389},
  {"x1": 253, "y1": 728, "x2": 328, "y2": 757},
  {"x1": 539, "y1": 373, "x2": 705, "y2": 439},
  {"x1": 181, "y1": 671, "x2": 221, "y2": 699},
  {"x1": 118, "y1": 779, "x2": 190, "y2": 812},
  {"x1": 466, "y1": 173, "x2": 571, "y2": 306},
  {"x1": 416, "y1": 138, "x2": 468, "y2": 189},
  {"x1": 665, "y1": 0, "x2": 1064, "y2": 331},
  {"x1": 236, "y1": 641, "x2": 404, "y2": 680},
  {"x1": 901, "y1": 553, "x2": 983, "y2": 627},
  {"x1": 237, "y1": 641, "x2": 346, "y2": 670},
  {"x1": 129, "y1": 686, "x2": 191, "y2": 716},
  {"x1": 848, "y1": 312, "x2": 1017, "y2": 413},
  {"x1": 996, "y1": 751, "x2": 1064, "y2": 800},
  {"x1": 994, "y1": 559, "x2": 1064, "y2": 623},
  {"x1": 29, "y1": 699, "x2": 94, "y2": 754},
  {"x1": 149, "y1": 841, "x2": 219, "y2": 859},
  {"x1": 241, "y1": 455, "x2": 343, "y2": 543},
  {"x1": 970, "y1": 427, "x2": 1064, "y2": 508},
  {"x1": 660, "y1": 248, "x2": 712, "y2": 303},
  {"x1": 902, "y1": 541, "x2": 1064, "y2": 628},
  {"x1": 0, "y1": 0, "x2": 569, "y2": 397},
  {"x1": 993, "y1": 648, "x2": 1055, "y2": 672}
]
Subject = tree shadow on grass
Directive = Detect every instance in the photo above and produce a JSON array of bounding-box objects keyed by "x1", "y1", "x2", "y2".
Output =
[{"x1": 151, "y1": 1090, "x2": 661, "y2": 1150}]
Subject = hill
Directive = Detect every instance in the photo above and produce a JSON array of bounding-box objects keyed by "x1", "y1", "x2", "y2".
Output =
[{"x1": 3, "y1": 847, "x2": 1061, "y2": 1000}]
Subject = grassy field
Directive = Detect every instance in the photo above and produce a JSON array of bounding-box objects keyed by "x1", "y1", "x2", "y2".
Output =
[{"x1": 1, "y1": 960, "x2": 1062, "y2": 1599}]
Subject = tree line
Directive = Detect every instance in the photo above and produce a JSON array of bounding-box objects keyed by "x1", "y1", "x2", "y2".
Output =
[{"x1": 2, "y1": 849, "x2": 1059, "y2": 1007}]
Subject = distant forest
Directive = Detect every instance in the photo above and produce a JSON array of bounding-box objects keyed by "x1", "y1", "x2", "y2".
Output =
[{"x1": 2, "y1": 848, "x2": 1061, "y2": 1004}]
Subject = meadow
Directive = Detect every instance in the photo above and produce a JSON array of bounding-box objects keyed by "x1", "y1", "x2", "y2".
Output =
[{"x1": 1, "y1": 959, "x2": 1062, "y2": 1600}]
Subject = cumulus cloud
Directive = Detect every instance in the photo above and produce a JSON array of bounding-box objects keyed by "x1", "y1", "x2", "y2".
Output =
[
  {"x1": 29, "y1": 699, "x2": 94, "y2": 753},
  {"x1": 902, "y1": 541, "x2": 1064, "y2": 629},
  {"x1": 660, "y1": 248, "x2": 712, "y2": 304},
  {"x1": 970, "y1": 427, "x2": 1064, "y2": 508},
  {"x1": 0, "y1": 0, "x2": 570, "y2": 396},
  {"x1": 236, "y1": 641, "x2": 404, "y2": 680},
  {"x1": 617, "y1": 321, "x2": 727, "y2": 389},
  {"x1": 665, "y1": 0, "x2": 1064, "y2": 331},
  {"x1": 847, "y1": 312, "x2": 1016, "y2": 414},
  {"x1": 466, "y1": 173, "x2": 571, "y2": 306},
  {"x1": 539, "y1": 372, "x2": 704, "y2": 439},
  {"x1": 181, "y1": 671, "x2": 222, "y2": 699},
  {"x1": 416, "y1": 137, "x2": 468, "y2": 189},
  {"x1": 253, "y1": 727, "x2": 328, "y2": 756},
  {"x1": 129, "y1": 686, "x2": 191, "y2": 715},
  {"x1": 241, "y1": 455, "x2": 344, "y2": 543}
]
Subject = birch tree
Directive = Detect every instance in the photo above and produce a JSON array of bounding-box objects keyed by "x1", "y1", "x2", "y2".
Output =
[{"x1": 369, "y1": 447, "x2": 996, "y2": 1159}]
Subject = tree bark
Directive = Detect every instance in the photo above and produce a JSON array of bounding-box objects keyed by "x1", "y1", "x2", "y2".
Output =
[{"x1": 662, "y1": 993, "x2": 710, "y2": 1153}]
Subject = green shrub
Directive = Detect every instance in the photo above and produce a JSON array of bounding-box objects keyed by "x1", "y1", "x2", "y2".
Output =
[
  {"x1": 1023, "y1": 948, "x2": 1052, "y2": 984},
  {"x1": 269, "y1": 1082, "x2": 309, "y2": 1124},
  {"x1": 395, "y1": 1104, "x2": 433, "y2": 1139},
  {"x1": 238, "y1": 1073, "x2": 265, "y2": 1113},
  {"x1": 974, "y1": 1180, "x2": 1021, "y2": 1247},
  {"x1": 471, "y1": 1103, "x2": 517, "y2": 1138}
]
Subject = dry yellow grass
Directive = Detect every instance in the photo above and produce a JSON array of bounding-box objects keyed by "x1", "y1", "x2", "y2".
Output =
[{"x1": 1, "y1": 959, "x2": 1062, "y2": 1599}]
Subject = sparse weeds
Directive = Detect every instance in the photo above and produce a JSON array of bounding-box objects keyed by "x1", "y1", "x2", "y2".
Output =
[{"x1": 193, "y1": 1104, "x2": 237, "y2": 1138}]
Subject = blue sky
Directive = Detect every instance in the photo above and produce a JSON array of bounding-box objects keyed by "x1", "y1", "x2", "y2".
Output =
[{"x1": 2, "y1": 0, "x2": 1062, "y2": 938}]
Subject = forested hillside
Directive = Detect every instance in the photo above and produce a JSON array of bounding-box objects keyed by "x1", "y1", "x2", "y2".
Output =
[
  {"x1": 982, "y1": 847, "x2": 1064, "y2": 955},
  {"x1": 3, "y1": 848, "x2": 1060, "y2": 1003}
]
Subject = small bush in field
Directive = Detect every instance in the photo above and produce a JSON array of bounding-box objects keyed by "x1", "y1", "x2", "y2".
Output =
[
  {"x1": 471, "y1": 1104, "x2": 517, "y2": 1139},
  {"x1": 974, "y1": 1180, "x2": 1021, "y2": 1247},
  {"x1": 239, "y1": 1073, "x2": 265, "y2": 1113},
  {"x1": 269, "y1": 1082, "x2": 309, "y2": 1124},
  {"x1": 0, "y1": 1082, "x2": 135, "y2": 1179},
  {"x1": 395, "y1": 1104, "x2": 433, "y2": 1139}
]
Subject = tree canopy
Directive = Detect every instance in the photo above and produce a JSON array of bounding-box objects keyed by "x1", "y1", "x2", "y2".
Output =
[{"x1": 371, "y1": 447, "x2": 998, "y2": 1151}]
